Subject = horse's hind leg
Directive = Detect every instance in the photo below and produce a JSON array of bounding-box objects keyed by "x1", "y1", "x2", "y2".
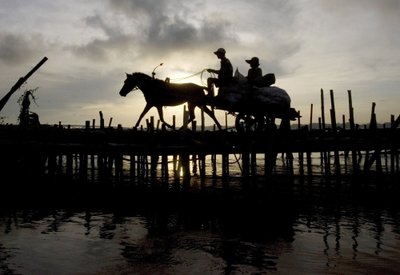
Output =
[
  {"x1": 187, "y1": 103, "x2": 196, "y2": 125},
  {"x1": 156, "y1": 106, "x2": 173, "y2": 128},
  {"x1": 201, "y1": 106, "x2": 222, "y2": 130}
]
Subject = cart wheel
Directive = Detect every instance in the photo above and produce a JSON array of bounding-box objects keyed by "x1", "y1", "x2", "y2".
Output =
[{"x1": 235, "y1": 113, "x2": 264, "y2": 132}]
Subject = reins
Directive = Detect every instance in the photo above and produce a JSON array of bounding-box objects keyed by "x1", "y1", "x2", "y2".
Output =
[{"x1": 167, "y1": 68, "x2": 209, "y2": 86}]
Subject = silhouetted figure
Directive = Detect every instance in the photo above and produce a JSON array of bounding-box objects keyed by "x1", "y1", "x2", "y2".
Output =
[
  {"x1": 245, "y1": 57, "x2": 262, "y2": 86},
  {"x1": 207, "y1": 48, "x2": 233, "y2": 97}
]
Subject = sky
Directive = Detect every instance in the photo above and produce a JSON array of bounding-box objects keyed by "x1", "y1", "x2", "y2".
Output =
[{"x1": 0, "y1": 0, "x2": 399, "y2": 128}]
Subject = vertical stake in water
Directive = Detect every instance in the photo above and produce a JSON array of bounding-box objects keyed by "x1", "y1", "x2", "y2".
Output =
[
  {"x1": 306, "y1": 104, "x2": 313, "y2": 176},
  {"x1": 320, "y1": 89, "x2": 328, "y2": 175},
  {"x1": 330, "y1": 89, "x2": 340, "y2": 176},
  {"x1": 347, "y1": 90, "x2": 359, "y2": 174}
]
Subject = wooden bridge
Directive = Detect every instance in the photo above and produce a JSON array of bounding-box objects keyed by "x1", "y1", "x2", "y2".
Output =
[{"x1": 1, "y1": 114, "x2": 398, "y2": 189}]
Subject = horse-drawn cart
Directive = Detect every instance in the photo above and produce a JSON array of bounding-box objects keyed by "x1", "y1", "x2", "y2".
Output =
[{"x1": 119, "y1": 71, "x2": 300, "y2": 131}]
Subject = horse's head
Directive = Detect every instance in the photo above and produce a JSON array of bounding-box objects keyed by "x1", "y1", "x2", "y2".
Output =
[
  {"x1": 119, "y1": 72, "x2": 153, "y2": 96},
  {"x1": 119, "y1": 73, "x2": 137, "y2": 97}
]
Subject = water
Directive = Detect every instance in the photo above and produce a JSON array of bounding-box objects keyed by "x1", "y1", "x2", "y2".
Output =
[{"x1": 1, "y1": 176, "x2": 400, "y2": 274}]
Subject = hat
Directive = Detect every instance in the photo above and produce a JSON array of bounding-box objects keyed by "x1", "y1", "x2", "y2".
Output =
[
  {"x1": 246, "y1": 57, "x2": 259, "y2": 66},
  {"x1": 214, "y1": 48, "x2": 226, "y2": 55}
]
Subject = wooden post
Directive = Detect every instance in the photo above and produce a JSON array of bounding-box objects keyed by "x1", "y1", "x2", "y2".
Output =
[
  {"x1": 242, "y1": 152, "x2": 250, "y2": 177},
  {"x1": 330, "y1": 89, "x2": 340, "y2": 176},
  {"x1": 199, "y1": 153, "x2": 206, "y2": 179},
  {"x1": 342, "y1": 114, "x2": 346, "y2": 129},
  {"x1": 309, "y1": 103, "x2": 313, "y2": 130},
  {"x1": 318, "y1": 117, "x2": 322, "y2": 130},
  {"x1": 306, "y1": 150, "x2": 312, "y2": 177},
  {"x1": 192, "y1": 154, "x2": 198, "y2": 175},
  {"x1": 348, "y1": 90, "x2": 359, "y2": 174},
  {"x1": 364, "y1": 102, "x2": 382, "y2": 174},
  {"x1": 298, "y1": 115, "x2": 304, "y2": 177},
  {"x1": 342, "y1": 114, "x2": 348, "y2": 174},
  {"x1": 161, "y1": 154, "x2": 169, "y2": 184},
  {"x1": 222, "y1": 152, "x2": 229, "y2": 178},
  {"x1": 181, "y1": 153, "x2": 191, "y2": 188},
  {"x1": 173, "y1": 154, "x2": 179, "y2": 186},
  {"x1": 115, "y1": 153, "x2": 123, "y2": 183},
  {"x1": 369, "y1": 102, "x2": 377, "y2": 129},
  {"x1": 212, "y1": 154, "x2": 217, "y2": 178},
  {"x1": 321, "y1": 89, "x2": 326, "y2": 130},
  {"x1": 200, "y1": 110, "x2": 206, "y2": 179},
  {"x1": 299, "y1": 147, "x2": 304, "y2": 177},
  {"x1": 182, "y1": 105, "x2": 189, "y2": 130},
  {"x1": 329, "y1": 90, "x2": 337, "y2": 131},
  {"x1": 150, "y1": 154, "x2": 158, "y2": 184},
  {"x1": 130, "y1": 155, "x2": 136, "y2": 184},
  {"x1": 393, "y1": 115, "x2": 400, "y2": 173},
  {"x1": 320, "y1": 89, "x2": 329, "y2": 175},
  {"x1": 391, "y1": 115, "x2": 396, "y2": 174},
  {"x1": 99, "y1": 111, "x2": 104, "y2": 129}
]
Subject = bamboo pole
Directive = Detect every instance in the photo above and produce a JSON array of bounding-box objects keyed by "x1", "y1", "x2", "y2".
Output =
[
  {"x1": 330, "y1": 90, "x2": 340, "y2": 176},
  {"x1": 347, "y1": 90, "x2": 359, "y2": 174},
  {"x1": 321, "y1": 89, "x2": 326, "y2": 130},
  {"x1": 0, "y1": 57, "x2": 48, "y2": 113},
  {"x1": 99, "y1": 111, "x2": 104, "y2": 129},
  {"x1": 320, "y1": 89, "x2": 329, "y2": 175}
]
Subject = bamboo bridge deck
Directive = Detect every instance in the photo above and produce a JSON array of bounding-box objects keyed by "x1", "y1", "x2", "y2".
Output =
[{"x1": 1, "y1": 119, "x2": 398, "y2": 188}]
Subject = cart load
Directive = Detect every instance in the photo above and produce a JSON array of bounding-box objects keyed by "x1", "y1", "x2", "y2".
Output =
[
  {"x1": 208, "y1": 69, "x2": 300, "y2": 131},
  {"x1": 213, "y1": 70, "x2": 291, "y2": 114}
]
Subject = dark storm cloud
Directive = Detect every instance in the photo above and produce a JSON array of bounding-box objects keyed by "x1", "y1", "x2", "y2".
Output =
[
  {"x1": 0, "y1": 33, "x2": 46, "y2": 65},
  {"x1": 72, "y1": 0, "x2": 236, "y2": 61}
]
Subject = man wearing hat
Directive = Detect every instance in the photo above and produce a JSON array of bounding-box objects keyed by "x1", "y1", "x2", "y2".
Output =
[
  {"x1": 207, "y1": 48, "x2": 233, "y2": 97},
  {"x1": 245, "y1": 57, "x2": 262, "y2": 86}
]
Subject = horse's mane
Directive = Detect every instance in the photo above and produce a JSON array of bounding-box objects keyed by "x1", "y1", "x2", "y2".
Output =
[
  {"x1": 131, "y1": 72, "x2": 166, "y2": 85},
  {"x1": 131, "y1": 72, "x2": 150, "y2": 78}
]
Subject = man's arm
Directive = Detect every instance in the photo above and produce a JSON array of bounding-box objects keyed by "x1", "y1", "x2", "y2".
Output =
[{"x1": 207, "y1": 68, "x2": 219, "y2": 74}]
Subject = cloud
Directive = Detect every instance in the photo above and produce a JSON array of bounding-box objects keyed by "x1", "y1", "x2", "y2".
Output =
[
  {"x1": 1, "y1": 0, "x2": 398, "y2": 126},
  {"x1": 0, "y1": 33, "x2": 47, "y2": 65},
  {"x1": 71, "y1": 0, "x2": 237, "y2": 62}
]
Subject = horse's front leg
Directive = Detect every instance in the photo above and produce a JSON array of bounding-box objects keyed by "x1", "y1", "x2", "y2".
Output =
[
  {"x1": 156, "y1": 106, "x2": 173, "y2": 128},
  {"x1": 135, "y1": 103, "x2": 152, "y2": 128}
]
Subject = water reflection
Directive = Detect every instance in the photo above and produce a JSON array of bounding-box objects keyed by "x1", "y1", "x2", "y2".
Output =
[{"x1": 1, "y1": 177, "x2": 400, "y2": 274}]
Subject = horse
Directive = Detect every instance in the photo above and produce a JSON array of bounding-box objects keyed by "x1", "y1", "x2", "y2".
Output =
[{"x1": 119, "y1": 72, "x2": 222, "y2": 129}]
